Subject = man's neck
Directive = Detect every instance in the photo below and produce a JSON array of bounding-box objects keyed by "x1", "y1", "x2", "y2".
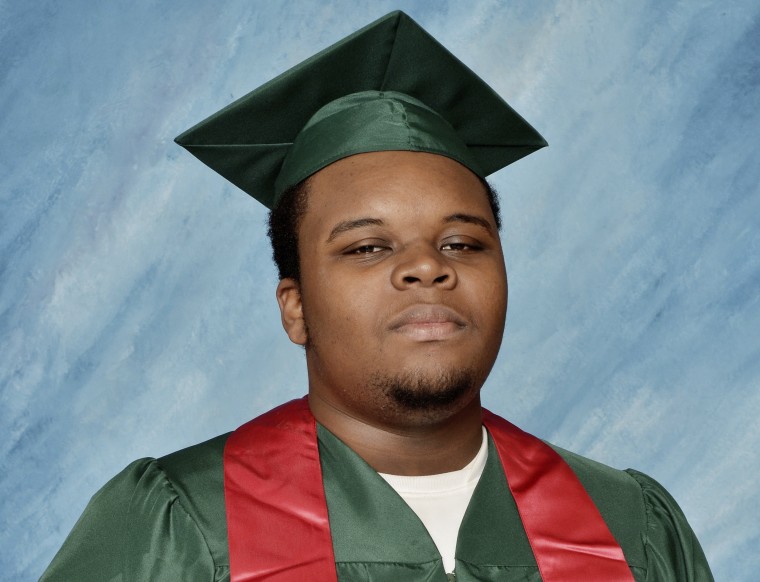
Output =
[{"x1": 308, "y1": 393, "x2": 484, "y2": 476}]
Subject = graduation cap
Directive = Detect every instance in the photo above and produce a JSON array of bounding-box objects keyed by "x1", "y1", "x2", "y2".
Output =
[{"x1": 175, "y1": 10, "x2": 547, "y2": 209}]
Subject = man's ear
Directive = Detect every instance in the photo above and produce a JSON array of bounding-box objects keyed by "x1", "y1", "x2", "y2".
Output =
[{"x1": 276, "y1": 278, "x2": 307, "y2": 346}]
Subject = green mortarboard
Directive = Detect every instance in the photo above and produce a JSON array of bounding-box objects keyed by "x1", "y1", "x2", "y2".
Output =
[{"x1": 175, "y1": 10, "x2": 547, "y2": 209}]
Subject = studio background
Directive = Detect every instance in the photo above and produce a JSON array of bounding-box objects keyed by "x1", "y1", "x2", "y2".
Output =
[{"x1": 1, "y1": 1, "x2": 758, "y2": 580}]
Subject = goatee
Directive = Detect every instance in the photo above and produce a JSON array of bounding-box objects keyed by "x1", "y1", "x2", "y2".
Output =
[{"x1": 371, "y1": 368, "x2": 476, "y2": 411}]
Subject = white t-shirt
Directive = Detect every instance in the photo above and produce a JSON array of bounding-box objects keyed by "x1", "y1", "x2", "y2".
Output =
[{"x1": 379, "y1": 427, "x2": 488, "y2": 574}]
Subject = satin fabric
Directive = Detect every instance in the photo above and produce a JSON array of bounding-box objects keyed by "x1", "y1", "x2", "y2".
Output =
[
  {"x1": 174, "y1": 11, "x2": 547, "y2": 209},
  {"x1": 482, "y1": 409, "x2": 634, "y2": 582},
  {"x1": 224, "y1": 399, "x2": 632, "y2": 582},
  {"x1": 275, "y1": 91, "x2": 482, "y2": 196},
  {"x1": 224, "y1": 399, "x2": 336, "y2": 582},
  {"x1": 39, "y1": 411, "x2": 714, "y2": 581}
]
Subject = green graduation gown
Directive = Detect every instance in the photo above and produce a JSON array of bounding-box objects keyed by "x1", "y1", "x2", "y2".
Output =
[{"x1": 40, "y1": 425, "x2": 713, "y2": 581}]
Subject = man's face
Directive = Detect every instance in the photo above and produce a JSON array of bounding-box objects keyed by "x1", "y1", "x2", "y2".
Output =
[{"x1": 277, "y1": 151, "x2": 507, "y2": 429}]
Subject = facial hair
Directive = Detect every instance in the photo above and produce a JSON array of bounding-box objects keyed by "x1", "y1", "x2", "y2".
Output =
[{"x1": 370, "y1": 367, "x2": 477, "y2": 411}]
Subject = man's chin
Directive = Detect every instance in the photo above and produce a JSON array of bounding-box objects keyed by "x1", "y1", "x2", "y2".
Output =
[
  {"x1": 389, "y1": 380, "x2": 469, "y2": 410},
  {"x1": 371, "y1": 368, "x2": 480, "y2": 414}
]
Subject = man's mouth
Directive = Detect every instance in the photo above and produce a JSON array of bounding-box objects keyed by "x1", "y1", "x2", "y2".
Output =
[{"x1": 388, "y1": 305, "x2": 467, "y2": 341}]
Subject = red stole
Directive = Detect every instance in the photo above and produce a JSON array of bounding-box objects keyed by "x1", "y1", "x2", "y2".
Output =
[{"x1": 224, "y1": 398, "x2": 634, "y2": 582}]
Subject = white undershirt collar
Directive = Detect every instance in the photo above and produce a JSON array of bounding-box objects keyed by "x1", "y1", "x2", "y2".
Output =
[{"x1": 379, "y1": 426, "x2": 488, "y2": 574}]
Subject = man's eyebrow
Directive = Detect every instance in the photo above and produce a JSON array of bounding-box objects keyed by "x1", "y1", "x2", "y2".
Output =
[
  {"x1": 326, "y1": 217, "x2": 385, "y2": 242},
  {"x1": 443, "y1": 213, "x2": 494, "y2": 233}
]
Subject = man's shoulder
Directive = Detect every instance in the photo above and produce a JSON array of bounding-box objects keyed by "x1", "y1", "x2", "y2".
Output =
[
  {"x1": 547, "y1": 441, "x2": 713, "y2": 579},
  {"x1": 546, "y1": 442, "x2": 649, "y2": 560},
  {"x1": 154, "y1": 431, "x2": 232, "y2": 508},
  {"x1": 151, "y1": 431, "x2": 234, "y2": 564},
  {"x1": 157, "y1": 431, "x2": 232, "y2": 477},
  {"x1": 548, "y1": 442, "x2": 647, "y2": 513},
  {"x1": 549, "y1": 442, "x2": 643, "y2": 492}
]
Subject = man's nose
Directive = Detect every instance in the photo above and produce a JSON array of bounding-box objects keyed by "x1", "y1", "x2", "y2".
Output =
[{"x1": 390, "y1": 245, "x2": 457, "y2": 290}]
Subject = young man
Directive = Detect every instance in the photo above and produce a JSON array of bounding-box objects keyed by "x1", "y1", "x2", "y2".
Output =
[{"x1": 41, "y1": 12, "x2": 713, "y2": 582}]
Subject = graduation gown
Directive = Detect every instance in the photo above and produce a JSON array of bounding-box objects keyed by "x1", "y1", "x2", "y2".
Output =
[{"x1": 40, "y1": 421, "x2": 713, "y2": 581}]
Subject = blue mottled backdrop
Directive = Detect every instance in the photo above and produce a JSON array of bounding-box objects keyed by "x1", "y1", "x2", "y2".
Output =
[{"x1": 1, "y1": 1, "x2": 758, "y2": 580}]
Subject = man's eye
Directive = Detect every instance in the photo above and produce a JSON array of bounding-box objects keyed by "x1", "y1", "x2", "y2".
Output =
[
  {"x1": 351, "y1": 245, "x2": 385, "y2": 254},
  {"x1": 441, "y1": 242, "x2": 481, "y2": 251}
]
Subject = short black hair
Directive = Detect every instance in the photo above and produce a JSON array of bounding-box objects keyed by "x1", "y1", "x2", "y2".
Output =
[{"x1": 267, "y1": 176, "x2": 502, "y2": 282}]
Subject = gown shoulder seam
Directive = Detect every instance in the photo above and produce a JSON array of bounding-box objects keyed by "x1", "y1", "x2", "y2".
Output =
[
  {"x1": 624, "y1": 469, "x2": 653, "y2": 577},
  {"x1": 149, "y1": 458, "x2": 220, "y2": 573}
]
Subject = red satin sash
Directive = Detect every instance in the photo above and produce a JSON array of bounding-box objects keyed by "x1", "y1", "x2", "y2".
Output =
[
  {"x1": 224, "y1": 398, "x2": 634, "y2": 581},
  {"x1": 224, "y1": 399, "x2": 336, "y2": 581},
  {"x1": 482, "y1": 409, "x2": 634, "y2": 581}
]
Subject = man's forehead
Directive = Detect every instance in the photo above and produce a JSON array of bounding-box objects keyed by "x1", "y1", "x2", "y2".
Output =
[
  {"x1": 301, "y1": 151, "x2": 496, "y2": 234},
  {"x1": 308, "y1": 149, "x2": 485, "y2": 198},
  {"x1": 325, "y1": 214, "x2": 494, "y2": 244}
]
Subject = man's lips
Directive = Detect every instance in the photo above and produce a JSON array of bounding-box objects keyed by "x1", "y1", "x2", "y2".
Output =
[{"x1": 388, "y1": 305, "x2": 468, "y2": 341}]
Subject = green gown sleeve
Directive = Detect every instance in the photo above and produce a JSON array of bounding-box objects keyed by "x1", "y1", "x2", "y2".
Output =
[
  {"x1": 39, "y1": 459, "x2": 226, "y2": 582},
  {"x1": 626, "y1": 470, "x2": 714, "y2": 581}
]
